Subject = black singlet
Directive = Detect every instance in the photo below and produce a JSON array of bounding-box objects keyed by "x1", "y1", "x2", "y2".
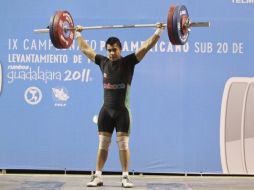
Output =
[
  {"x1": 95, "y1": 53, "x2": 139, "y2": 133},
  {"x1": 95, "y1": 53, "x2": 139, "y2": 109}
]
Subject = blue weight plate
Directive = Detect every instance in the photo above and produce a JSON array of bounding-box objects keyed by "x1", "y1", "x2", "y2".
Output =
[{"x1": 172, "y1": 5, "x2": 189, "y2": 45}]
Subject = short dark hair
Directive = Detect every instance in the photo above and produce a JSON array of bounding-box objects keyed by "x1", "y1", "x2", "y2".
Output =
[{"x1": 105, "y1": 37, "x2": 122, "y2": 50}]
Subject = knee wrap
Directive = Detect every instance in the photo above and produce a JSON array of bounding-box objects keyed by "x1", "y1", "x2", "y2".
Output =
[
  {"x1": 117, "y1": 136, "x2": 129, "y2": 150},
  {"x1": 98, "y1": 135, "x2": 111, "y2": 151}
]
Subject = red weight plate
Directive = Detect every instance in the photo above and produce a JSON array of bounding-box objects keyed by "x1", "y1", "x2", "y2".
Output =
[
  {"x1": 49, "y1": 11, "x2": 62, "y2": 48},
  {"x1": 53, "y1": 11, "x2": 74, "y2": 49},
  {"x1": 167, "y1": 5, "x2": 178, "y2": 45}
]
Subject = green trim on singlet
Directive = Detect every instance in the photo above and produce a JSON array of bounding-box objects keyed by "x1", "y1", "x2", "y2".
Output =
[{"x1": 125, "y1": 84, "x2": 132, "y2": 134}]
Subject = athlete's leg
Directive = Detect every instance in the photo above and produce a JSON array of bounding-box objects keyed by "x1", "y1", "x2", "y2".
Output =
[
  {"x1": 115, "y1": 107, "x2": 133, "y2": 187},
  {"x1": 95, "y1": 106, "x2": 114, "y2": 171},
  {"x1": 117, "y1": 132, "x2": 133, "y2": 188},
  {"x1": 87, "y1": 107, "x2": 114, "y2": 187},
  {"x1": 115, "y1": 107, "x2": 131, "y2": 172},
  {"x1": 116, "y1": 132, "x2": 130, "y2": 172},
  {"x1": 96, "y1": 131, "x2": 112, "y2": 171}
]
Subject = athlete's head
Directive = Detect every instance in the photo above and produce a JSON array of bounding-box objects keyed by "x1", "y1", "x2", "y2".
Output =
[{"x1": 105, "y1": 37, "x2": 122, "y2": 61}]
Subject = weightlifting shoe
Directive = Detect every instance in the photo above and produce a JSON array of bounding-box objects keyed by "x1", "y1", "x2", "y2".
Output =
[
  {"x1": 86, "y1": 174, "x2": 103, "y2": 187},
  {"x1": 121, "y1": 175, "x2": 133, "y2": 188}
]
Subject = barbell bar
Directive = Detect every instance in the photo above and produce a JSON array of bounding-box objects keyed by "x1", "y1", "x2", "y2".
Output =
[
  {"x1": 33, "y1": 5, "x2": 210, "y2": 48},
  {"x1": 34, "y1": 22, "x2": 209, "y2": 33}
]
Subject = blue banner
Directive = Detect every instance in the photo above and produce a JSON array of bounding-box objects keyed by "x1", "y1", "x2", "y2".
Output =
[{"x1": 0, "y1": 0, "x2": 254, "y2": 174}]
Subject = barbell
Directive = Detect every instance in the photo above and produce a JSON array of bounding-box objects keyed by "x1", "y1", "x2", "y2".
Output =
[{"x1": 34, "y1": 5, "x2": 210, "y2": 49}]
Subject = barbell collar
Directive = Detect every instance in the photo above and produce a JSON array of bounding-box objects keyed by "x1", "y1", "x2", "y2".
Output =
[
  {"x1": 34, "y1": 29, "x2": 50, "y2": 33},
  {"x1": 189, "y1": 21, "x2": 210, "y2": 27}
]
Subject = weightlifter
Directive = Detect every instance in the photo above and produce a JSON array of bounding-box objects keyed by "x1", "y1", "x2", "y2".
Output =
[{"x1": 75, "y1": 23, "x2": 165, "y2": 188}]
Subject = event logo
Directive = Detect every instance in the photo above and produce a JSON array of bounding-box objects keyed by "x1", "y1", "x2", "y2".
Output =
[
  {"x1": 24, "y1": 86, "x2": 42, "y2": 105},
  {"x1": 52, "y1": 87, "x2": 69, "y2": 107}
]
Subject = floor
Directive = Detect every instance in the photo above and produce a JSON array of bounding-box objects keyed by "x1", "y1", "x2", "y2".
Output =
[{"x1": 0, "y1": 173, "x2": 254, "y2": 190}]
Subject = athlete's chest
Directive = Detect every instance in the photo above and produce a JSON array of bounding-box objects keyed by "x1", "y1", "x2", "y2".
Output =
[{"x1": 103, "y1": 62, "x2": 129, "y2": 83}]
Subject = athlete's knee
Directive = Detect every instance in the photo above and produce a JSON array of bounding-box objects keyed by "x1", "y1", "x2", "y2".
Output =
[
  {"x1": 117, "y1": 136, "x2": 129, "y2": 150},
  {"x1": 98, "y1": 135, "x2": 112, "y2": 151}
]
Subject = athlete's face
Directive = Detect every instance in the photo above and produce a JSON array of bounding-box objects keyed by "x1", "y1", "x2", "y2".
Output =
[{"x1": 106, "y1": 43, "x2": 122, "y2": 61}]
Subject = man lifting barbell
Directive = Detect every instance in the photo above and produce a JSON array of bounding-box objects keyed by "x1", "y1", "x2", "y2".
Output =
[
  {"x1": 33, "y1": 4, "x2": 210, "y2": 188},
  {"x1": 75, "y1": 23, "x2": 165, "y2": 188}
]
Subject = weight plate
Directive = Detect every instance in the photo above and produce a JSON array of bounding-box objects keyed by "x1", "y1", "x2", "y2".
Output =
[
  {"x1": 167, "y1": 5, "x2": 178, "y2": 45},
  {"x1": 172, "y1": 5, "x2": 189, "y2": 45},
  {"x1": 49, "y1": 12, "x2": 61, "y2": 48},
  {"x1": 51, "y1": 10, "x2": 75, "y2": 49}
]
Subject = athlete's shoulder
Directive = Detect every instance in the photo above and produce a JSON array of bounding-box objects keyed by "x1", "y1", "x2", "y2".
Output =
[
  {"x1": 123, "y1": 53, "x2": 139, "y2": 65},
  {"x1": 95, "y1": 54, "x2": 108, "y2": 61},
  {"x1": 95, "y1": 54, "x2": 108, "y2": 65}
]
